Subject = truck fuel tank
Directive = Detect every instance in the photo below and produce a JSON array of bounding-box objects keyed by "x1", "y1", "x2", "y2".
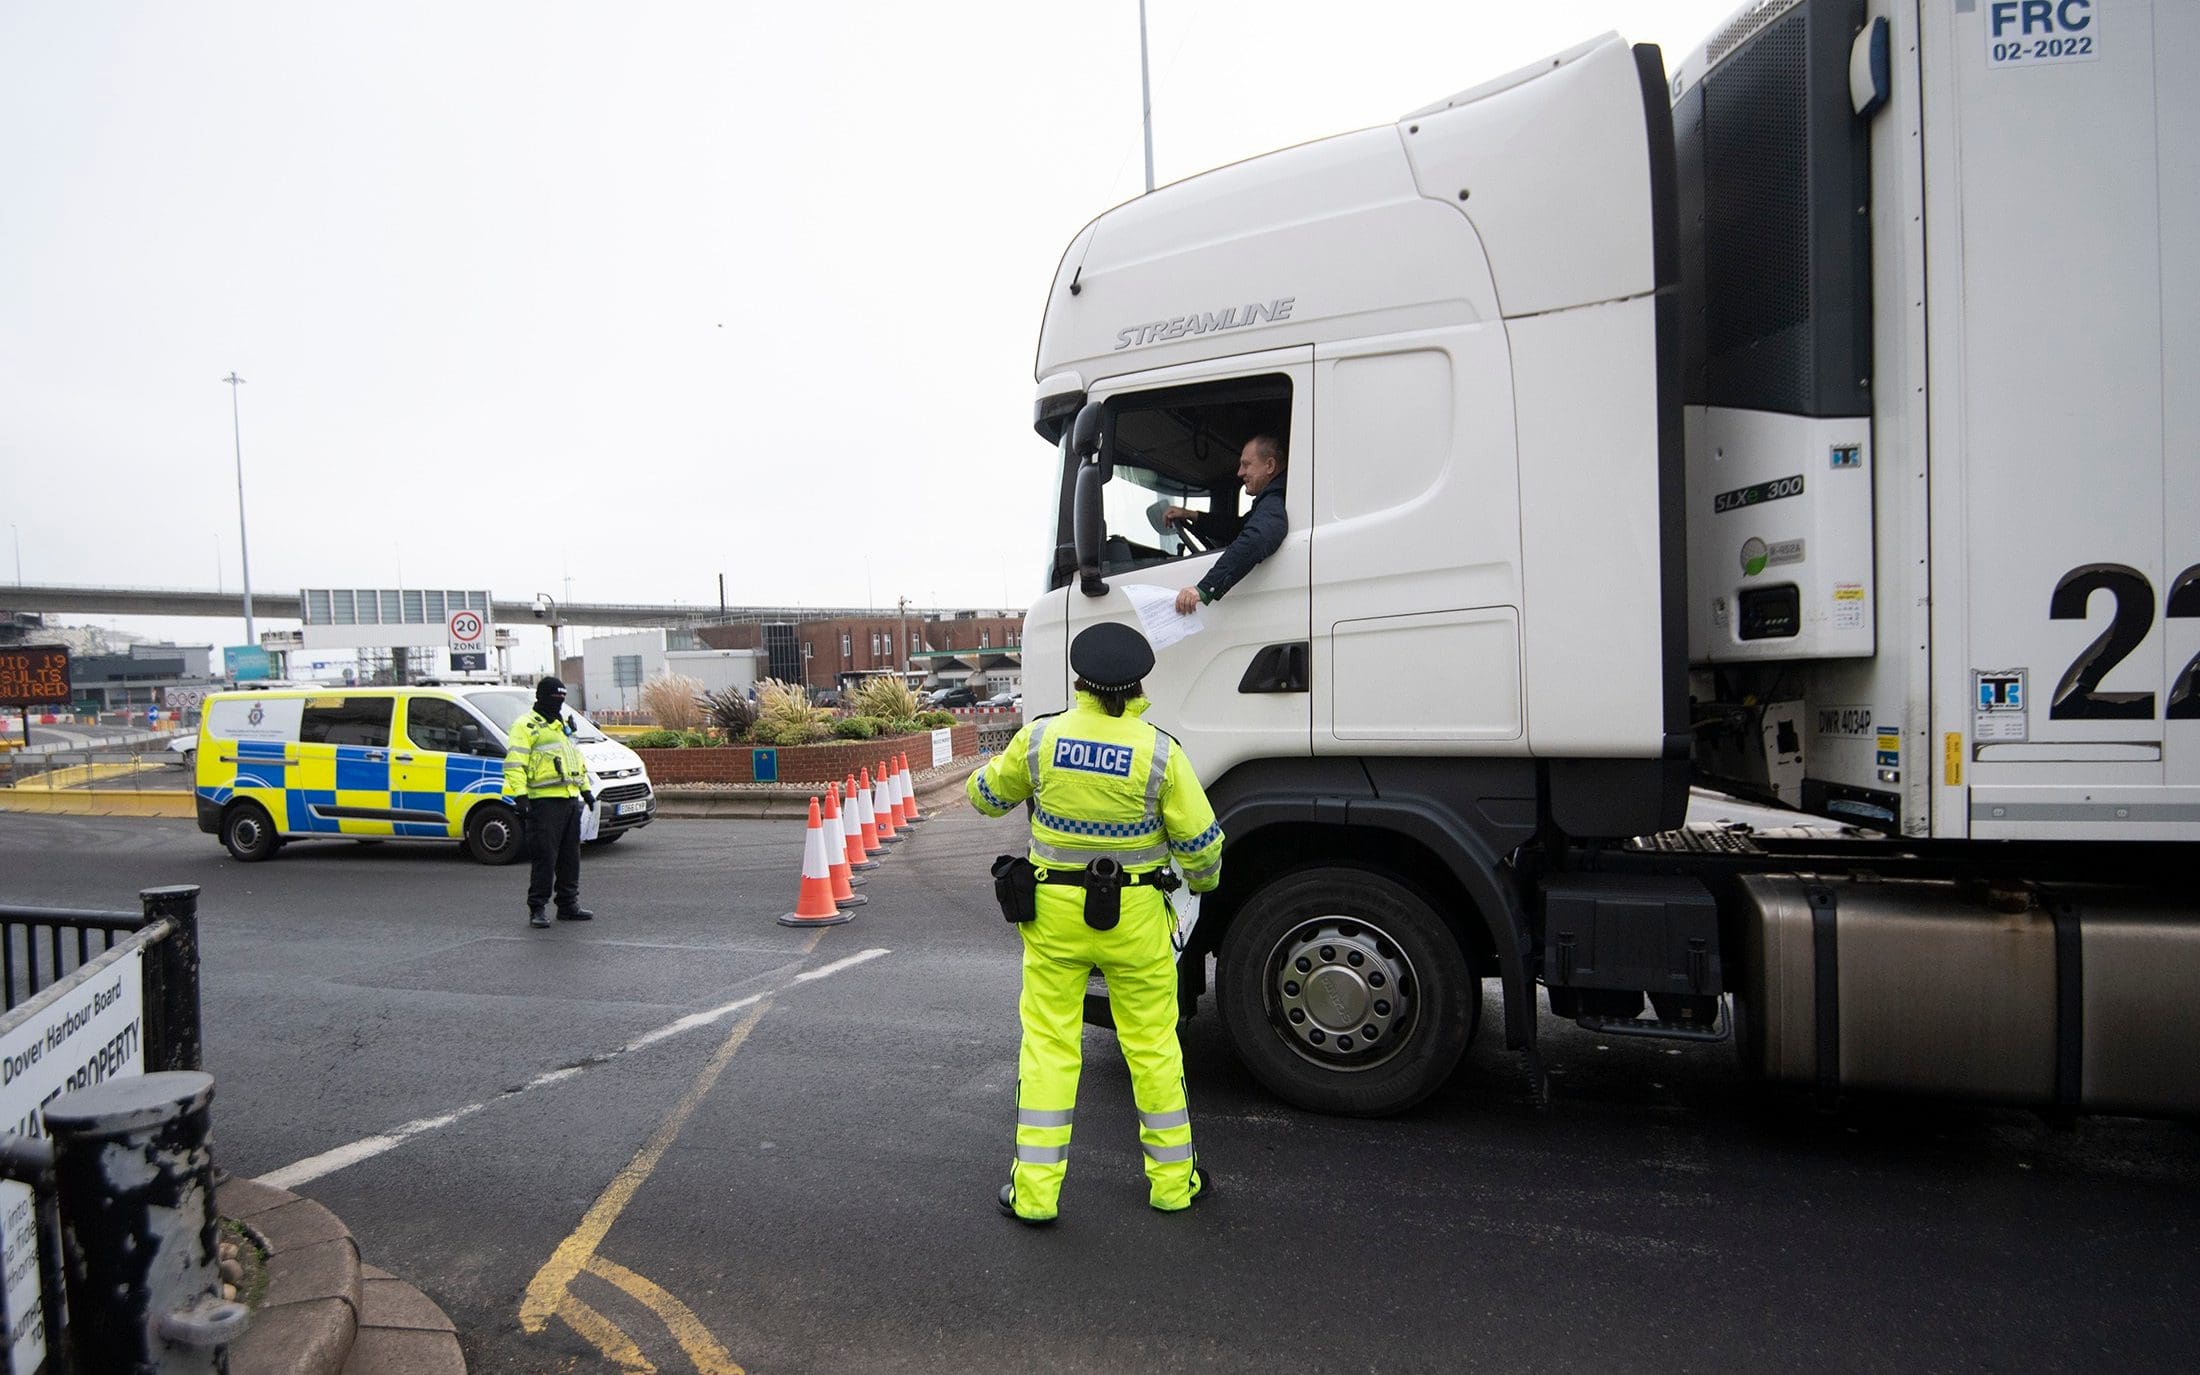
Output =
[{"x1": 1735, "y1": 874, "x2": 2200, "y2": 1116}]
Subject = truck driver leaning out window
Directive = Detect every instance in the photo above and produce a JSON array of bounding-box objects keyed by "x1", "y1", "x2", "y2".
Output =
[
  {"x1": 1165, "y1": 433, "x2": 1288, "y2": 616},
  {"x1": 969, "y1": 622, "x2": 1226, "y2": 1225}
]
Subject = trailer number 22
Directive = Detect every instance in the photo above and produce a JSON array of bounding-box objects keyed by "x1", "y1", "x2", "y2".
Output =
[{"x1": 2048, "y1": 563, "x2": 2200, "y2": 720}]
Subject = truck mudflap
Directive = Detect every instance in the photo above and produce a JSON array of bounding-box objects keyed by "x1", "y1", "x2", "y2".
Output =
[{"x1": 1735, "y1": 875, "x2": 2200, "y2": 1116}]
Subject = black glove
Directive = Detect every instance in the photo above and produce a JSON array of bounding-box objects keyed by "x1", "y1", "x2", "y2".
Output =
[
  {"x1": 514, "y1": 797, "x2": 532, "y2": 822},
  {"x1": 582, "y1": 791, "x2": 596, "y2": 809}
]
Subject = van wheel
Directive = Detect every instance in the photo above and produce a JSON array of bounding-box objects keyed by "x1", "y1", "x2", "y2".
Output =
[
  {"x1": 221, "y1": 802, "x2": 279, "y2": 863},
  {"x1": 1216, "y1": 867, "x2": 1477, "y2": 1117},
  {"x1": 465, "y1": 803, "x2": 523, "y2": 865}
]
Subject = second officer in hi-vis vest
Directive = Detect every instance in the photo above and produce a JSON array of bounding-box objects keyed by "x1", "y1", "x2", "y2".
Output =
[{"x1": 969, "y1": 622, "x2": 1225, "y2": 1224}]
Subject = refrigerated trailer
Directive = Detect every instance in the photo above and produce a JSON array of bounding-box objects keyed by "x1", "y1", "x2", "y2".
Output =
[{"x1": 1020, "y1": 0, "x2": 2199, "y2": 1116}]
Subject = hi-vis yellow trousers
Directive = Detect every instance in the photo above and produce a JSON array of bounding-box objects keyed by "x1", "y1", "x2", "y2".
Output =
[{"x1": 1007, "y1": 881, "x2": 1199, "y2": 1220}]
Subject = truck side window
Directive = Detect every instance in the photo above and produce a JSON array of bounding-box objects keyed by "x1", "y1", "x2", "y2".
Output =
[
  {"x1": 1083, "y1": 374, "x2": 1292, "y2": 578},
  {"x1": 300, "y1": 698, "x2": 394, "y2": 748},
  {"x1": 403, "y1": 698, "x2": 475, "y2": 753}
]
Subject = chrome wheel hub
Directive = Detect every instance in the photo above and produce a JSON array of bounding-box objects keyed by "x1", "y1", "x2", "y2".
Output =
[{"x1": 1266, "y1": 918, "x2": 1414, "y2": 1069}]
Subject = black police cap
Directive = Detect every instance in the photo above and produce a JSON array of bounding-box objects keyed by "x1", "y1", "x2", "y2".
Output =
[
  {"x1": 536, "y1": 677, "x2": 567, "y2": 699},
  {"x1": 1070, "y1": 622, "x2": 1155, "y2": 692}
]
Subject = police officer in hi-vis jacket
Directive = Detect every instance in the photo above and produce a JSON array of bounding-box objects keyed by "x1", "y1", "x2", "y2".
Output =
[
  {"x1": 968, "y1": 622, "x2": 1225, "y2": 1224},
  {"x1": 502, "y1": 677, "x2": 596, "y2": 929}
]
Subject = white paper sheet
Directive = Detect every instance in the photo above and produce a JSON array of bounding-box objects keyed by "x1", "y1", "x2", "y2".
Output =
[
  {"x1": 1120, "y1": 583, "x2": 1205, "y2": 650},
  {"x1": 579, "y1": 795, "x2": 601, "y2": 841}
]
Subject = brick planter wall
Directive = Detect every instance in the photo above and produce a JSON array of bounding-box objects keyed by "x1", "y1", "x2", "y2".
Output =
[{"x1": 637, "y1": 723, "x2": 980, "y2": 786}]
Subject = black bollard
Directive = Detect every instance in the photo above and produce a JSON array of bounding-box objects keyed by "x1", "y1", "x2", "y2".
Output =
[{"x1": 44, "y1": 1071, "x2": 247, "y2": 1374}]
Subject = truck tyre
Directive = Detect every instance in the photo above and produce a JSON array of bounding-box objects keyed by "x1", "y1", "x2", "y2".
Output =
[
  {"x1": 1217, "y1": 867, "x2": 1477, "y2": 1116},
  {"x1": 220, "y1": 802, "x2": 279, "y2": 863},
  {"x1": 464, "y1": 803, "x2": 523, "y2": 866}
]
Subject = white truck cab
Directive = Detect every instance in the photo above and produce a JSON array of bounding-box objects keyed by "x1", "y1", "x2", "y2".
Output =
[{"x1": 1023, "y1": 1, "x2": 2199, "y2": 1118}]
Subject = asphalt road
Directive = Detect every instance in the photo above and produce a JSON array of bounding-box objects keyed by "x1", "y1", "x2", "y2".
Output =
[{"x1": 2, "y1": 806, "x2": 2196, "y2": 1373}]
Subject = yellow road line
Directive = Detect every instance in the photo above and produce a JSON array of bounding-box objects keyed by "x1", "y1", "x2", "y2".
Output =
[
  {"x1": 557, "y1": 1291, "x2": 657, "y2": 1372},
  {"x1": 587, "y1": 1255, "x2": 744, "y2": 1375},
  {"x1": 520, "y1": 997, "x2": 775, "y2": 1352}
]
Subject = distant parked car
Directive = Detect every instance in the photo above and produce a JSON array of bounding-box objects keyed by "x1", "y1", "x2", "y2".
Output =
[
  {"x1": 168, "y1": 735, "x2": 197, "y2": 766},
  {"x1": 931, "y1": 685, "x2": 980, "y2": 709},
  {"x1": 981, "y1": 691, "x2": 1021, "y2": 710}
]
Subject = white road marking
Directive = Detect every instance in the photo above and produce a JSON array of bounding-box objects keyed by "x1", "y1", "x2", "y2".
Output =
[
  {"x1": 795, "y1": 947, "x2": 889, "y2": 981},
  {"x1": 256, "y1": 947, "x2": 892, "y2": 1189}
]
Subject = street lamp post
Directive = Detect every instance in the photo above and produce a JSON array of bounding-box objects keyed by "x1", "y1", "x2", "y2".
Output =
[
  {"x1": 535, "y1": 593, "x2": 561, "y2": 674},
  {"x1": 222, "y1": 373, "x2": 256, "y2": 645}
]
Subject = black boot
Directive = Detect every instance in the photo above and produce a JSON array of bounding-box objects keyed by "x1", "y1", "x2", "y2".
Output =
[
  {"x1": 556, "y1": 906, "x2": 594, "y2": 921},
  {"x1": 997, "y1": 1184, "x2": 1053, "y2": 1227},
  {"x1": 528, "y1": 908, "x2": 550, "y2": 929}
]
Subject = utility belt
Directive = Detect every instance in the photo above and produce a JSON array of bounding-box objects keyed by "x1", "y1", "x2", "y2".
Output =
[{"x1": 990, "y1": 855, "x2": 1181, "y2": 930}]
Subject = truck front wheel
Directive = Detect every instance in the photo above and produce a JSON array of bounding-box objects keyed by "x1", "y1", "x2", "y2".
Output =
[{"x1": 1216, "y1": 867, "x2": 1477, "y2": 1116}]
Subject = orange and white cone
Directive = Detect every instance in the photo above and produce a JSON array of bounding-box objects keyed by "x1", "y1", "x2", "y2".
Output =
[
  {"x1": 898, "y1": 751, "x2": 925, "y2": 824},
  {"x1": 779, "y1": 798, "x2": 853, "y2": 927},
  {"x1": 853, "y1": 769, "x2": 884, "y2": 857},
  {"x1": 840, "y1": 777, "x2": 880, "y2": 870},
  {"x1": 872, "y1": 759, "x2": 902, "y2": 843},
  {"x1": 820, "y1": 788, "x2": 866, "y2": 905}
]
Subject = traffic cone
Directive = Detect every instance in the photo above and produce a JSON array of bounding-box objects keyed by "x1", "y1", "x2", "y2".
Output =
[
  {"x1": 840, "y1": 777, "x2": 880, "y2": 870},
  {"x1": 899, "y1": 751, "x2": 926, "y2": 824},
  {"x1": 779, "y1": 798, "x2": 853, "y2": 927},
  {"x1": 873, "y1": 759, "x2": 903, "y2": 843},
  {"x1": 886, "y1": 752, "x2": 911, "y2": 827},
  {"x1": 852, "y1": 770, "x2": 884, "y2": 856},
  {"x1": 821, "y1": 788, "x2": 867, "y2": 905}
]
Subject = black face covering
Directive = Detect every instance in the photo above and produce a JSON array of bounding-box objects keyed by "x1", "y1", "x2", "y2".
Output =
[{"x1": 536, "y1": 691, "x2": 564, "y2": 718}]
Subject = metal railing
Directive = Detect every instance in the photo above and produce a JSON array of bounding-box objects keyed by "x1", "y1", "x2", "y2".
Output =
[{"x1": 0, "y1": 887, "x2": 213, "y2": 1373}]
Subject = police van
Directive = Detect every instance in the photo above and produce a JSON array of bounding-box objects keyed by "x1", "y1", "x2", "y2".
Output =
[{"x1": 192, "y1": 684, "x2": 656, "y2": 863}]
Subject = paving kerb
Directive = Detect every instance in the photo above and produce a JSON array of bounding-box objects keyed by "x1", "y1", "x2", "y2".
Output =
[{"x1": 218, "y1": 1175, "x2": 465, "y2": 1375}]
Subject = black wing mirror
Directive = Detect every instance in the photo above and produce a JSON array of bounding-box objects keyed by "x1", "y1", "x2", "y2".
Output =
[{"x1": 1070, "y1": 401, "x2": 1109, "y2": 597}]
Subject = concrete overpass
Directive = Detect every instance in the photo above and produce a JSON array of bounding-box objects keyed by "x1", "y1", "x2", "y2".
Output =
[{"x1": 1, "y1": 583, "x2": 938, "y2": 628}]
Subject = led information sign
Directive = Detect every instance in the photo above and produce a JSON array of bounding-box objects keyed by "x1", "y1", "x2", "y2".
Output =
[{"x1": 0, "y1": 646, "x2": 70, "y2": 709}]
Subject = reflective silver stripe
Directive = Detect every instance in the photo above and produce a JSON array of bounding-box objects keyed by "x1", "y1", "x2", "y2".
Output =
[
  {"x1": 1141, "y1": 1141, "x2": 1196, "y2": 1162},
  {"x1": 1180, "y1": 858, "x2": 1221, "y2": 884},
  {"x1": 1018, "y1": 1107, "x2": 1075, "y2": 1128},
  {"x1": 1029, "y1": 837, "x2": 1172, "y2": 868},
  {"x1": 1139, "y1": 1107, "x2": 1190, "y2": 1131},
  {"x1": 1143, "y1": 731, "x2": 1170, "y2": 821},
  {"x1": 1016, "y1": 1143, "x2": 1069, "y2": 1164},
  {"x1": 1026, "y1": 719, "x2": 1048, "y2": 790}
]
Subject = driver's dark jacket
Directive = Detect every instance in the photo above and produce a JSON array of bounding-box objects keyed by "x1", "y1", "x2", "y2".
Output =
[{"x1": 1194, "y1": 477, "x2": 1288, "y2": 602}]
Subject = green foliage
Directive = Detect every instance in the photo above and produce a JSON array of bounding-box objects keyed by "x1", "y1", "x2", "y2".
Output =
[
  {"x1": 887, "y1": 717, "x2": 923, "y2": 735},
  {"x1": 832, "y1": 716, "x2": 881, "y2": 740},
  {"x1": 628, "y1": 729, "x2": 684, "y2": 748},
  {"x1": 678, "y1": 729, "x2": 717, "y2": 747},
  {"x1": 699, "y1": 688, "x2": 756, "y2": 742},
  {"x1": 755, "y1": 678, "x2": 825, "y2": 741},
  {"x1": 915, "y1": 710, "x2": 957, "y2": 729},
  {"x1": 752, "y1": 716, "x2": 831, "y2": 747},
  {"x1": 848, "y1": 675, "x2": 920, "y2": 721}
]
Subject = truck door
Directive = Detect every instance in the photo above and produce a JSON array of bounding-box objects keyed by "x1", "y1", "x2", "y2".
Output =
[
  {"x1": 1310, "y1": 328, "x2": 1527, "y2": 754},
  {"x1": 1067, "y1": 348, "x2": 1313, "y2": 778}
]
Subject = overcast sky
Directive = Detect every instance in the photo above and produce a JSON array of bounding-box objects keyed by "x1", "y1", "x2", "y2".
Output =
[{"x1": 2, "y1": 0, "x2": 1742, "y2": 667}]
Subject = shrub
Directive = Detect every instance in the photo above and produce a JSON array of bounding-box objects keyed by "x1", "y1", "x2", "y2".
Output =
[
  {"x1": 755, "y1": 678, "x2": 826, "y2": 740},
  {"x1": 678, "y1": 729, "x2": 717, "y2": 747},
  {"x1": 886, "y1": 717, "x2": 923, "y2": 735},
  {"x1": 752, "y1": 716, "x2": 830, "y2": 747},
  {"x1": 699, "y1": 688, "x2": 756, "y2": 742},
  {"x1": 848, "y1": 675, "x2": 920, "y2": 721},
  {"x1": 832, "y1": 716, "x2": 880, "y2": 740},
  {"x1": 628, "y1": 729, "x2": 683, "y2": 748},
  {"x1": 915, "y1": 710, "x2": 957, "y2": 729},
  {"x1": 640, "y1": 673, "x2": 706, "y2": 729}
]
